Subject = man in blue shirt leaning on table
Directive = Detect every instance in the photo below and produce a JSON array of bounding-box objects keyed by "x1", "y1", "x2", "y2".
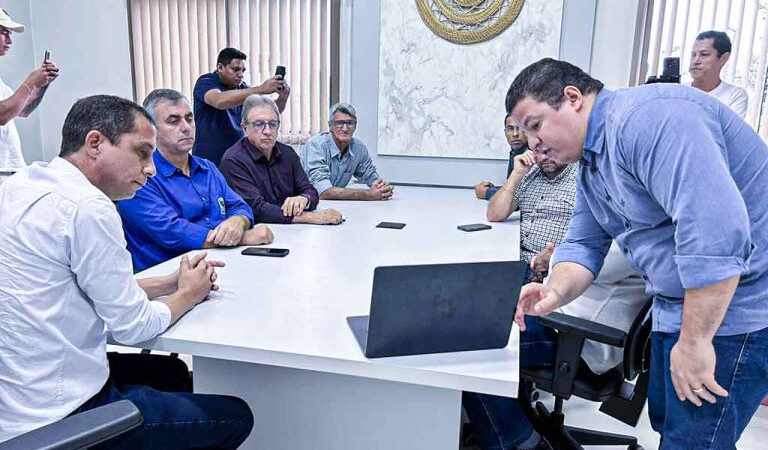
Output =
[
  {"x1": 509, "y1": 58, "x2": 768, "y2": 449},
  {"x1": 118, "y1": 89, "x2": 274, "y2": 272}
]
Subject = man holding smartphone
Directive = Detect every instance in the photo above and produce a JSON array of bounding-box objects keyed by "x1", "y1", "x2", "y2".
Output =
[
  {"x1": 0, "y1": 9, "x2": 59, "y2": 168},
  {"x1": 192, "y1": 47, "x2": 290, "y2": 166}
]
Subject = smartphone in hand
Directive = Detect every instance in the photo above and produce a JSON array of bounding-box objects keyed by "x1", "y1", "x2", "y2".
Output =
[{"x1": 275, "y1": 66, "x2": 286, "y2": 90}]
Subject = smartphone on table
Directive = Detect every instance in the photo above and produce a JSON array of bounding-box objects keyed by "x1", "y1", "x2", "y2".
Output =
[{"x1": 241, "y1": 247, "x2": 289, "y2": 257}]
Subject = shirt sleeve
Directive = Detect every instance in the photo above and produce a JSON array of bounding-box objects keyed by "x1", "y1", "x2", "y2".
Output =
[
  {"x1": 290, "y1": 150, "x2": 319, "y2": 211},
  {"x1": 71, "y1": 197, "x2": 171, "y2": 345},
  {"x1": 194, "y1": 75, "x2": 220, "y2": 105},
  {"x1": 730, "y1": 87, "x2": 748, "y2": 119},
  {"x1": 352, "y1": 142, "x2": 381, "y2": 187},
  {"x1": 300, "y1": 139, "x2": 334, "y2": 195},
  {"x1": 212, "y1": 166, "x2": 254, "y2": 226},
  {"x1": 219, "y1": 154, "x2": 294, "y2": 224},
  {"x1": 551, "y1": 177, "x2": 613, "y2": 278},
  {"x1": 117, "y1": 180, "x2": 211, "y2": 252},
  {"x1": 619, "y1": 99, "x2": 752, "y2": 289}
]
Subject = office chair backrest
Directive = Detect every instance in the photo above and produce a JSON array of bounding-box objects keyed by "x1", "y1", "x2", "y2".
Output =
[{"x1": 622, "y1": 298, "x2": 653, "y2": 381}]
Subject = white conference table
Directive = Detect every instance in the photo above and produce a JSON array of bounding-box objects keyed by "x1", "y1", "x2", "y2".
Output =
[{"x1": 135, "y1": 185, "x2": 522, "y2": 450}]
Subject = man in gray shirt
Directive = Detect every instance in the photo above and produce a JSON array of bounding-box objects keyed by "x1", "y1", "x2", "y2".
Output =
[{"x1": 300, "y1": 102, "x2": 393, "y2": 200}]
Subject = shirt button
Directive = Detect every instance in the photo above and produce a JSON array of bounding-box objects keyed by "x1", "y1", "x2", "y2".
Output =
[{"x1": 202, "y1": 197, "x2": 206, "y2": 201}]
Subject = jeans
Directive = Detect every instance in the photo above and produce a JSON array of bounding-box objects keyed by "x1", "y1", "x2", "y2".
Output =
[
  {"x1": 70, "y1": 353, "x2": 254, "y2": 449},
  {"x1": 648, "y1": 326, "x2": 768, "y2": 449},
  {"x1": 462, "y1": 315, "x2": 558, "y2": 450}
]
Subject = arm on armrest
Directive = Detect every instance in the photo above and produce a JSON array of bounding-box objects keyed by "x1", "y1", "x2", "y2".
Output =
[
  {"x1": 0, "y1": 400, "x2": 142, "y2": 450},
  {"x1": 538, "y1": 312, "x2": 627, "y2": 348}
]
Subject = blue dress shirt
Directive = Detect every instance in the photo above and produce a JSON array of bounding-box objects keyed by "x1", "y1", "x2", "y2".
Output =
[
  {"x1": 299, "y1": 132, "x2": 380, "y2": 195},
  {"x1": 552, "y1": 85, "x2": 768, "y2": 336},
  {"x1": 118, "y1": 151, "x2": 254, "y2": 271}
]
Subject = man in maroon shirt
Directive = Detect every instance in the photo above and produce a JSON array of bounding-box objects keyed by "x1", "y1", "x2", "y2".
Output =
[{"x1": 220, "y1": 95, "x2": 342, "y2": 225}]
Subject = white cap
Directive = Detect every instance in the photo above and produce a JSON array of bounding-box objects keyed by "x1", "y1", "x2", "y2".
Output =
[{"x1": 0, "y1": 9, "x2": 25, "y2": 32}]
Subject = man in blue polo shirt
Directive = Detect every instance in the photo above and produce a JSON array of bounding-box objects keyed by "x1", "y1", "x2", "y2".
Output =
[
  {"x1": 192, "y1": 47, "x2": 290, "y2": 166},
  {"x1": 118, "y1": 89, "x2": 274, "y2": 272},
  {"x1": 509, "y1": 58, "x2": 768, "y2": 449}
]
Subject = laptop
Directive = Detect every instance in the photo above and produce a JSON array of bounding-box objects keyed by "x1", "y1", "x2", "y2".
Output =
[{"x1": 347, "y1": 260, "x2": 527, "y2": 358}]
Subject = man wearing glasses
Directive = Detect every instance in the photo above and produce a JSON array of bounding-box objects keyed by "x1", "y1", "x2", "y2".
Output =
[
  {"x1": 474, "y1": 114, "x2": 530, "y2": 200},
  {"x1": 192, "y1": 47, "x2": 290, "y2": 166},
  {"x1": 300, "y1": 103, "x2": 392, "y2": 200},
  {"x1": 220, "y1": 95, "x2": 342, "y2": 225}
]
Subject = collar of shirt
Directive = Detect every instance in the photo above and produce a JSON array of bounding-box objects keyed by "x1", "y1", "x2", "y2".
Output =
[
  {"x1": 154, "y1": 150, "x2": 207, "y2": 178},
  {"x1": 581, "y1": 89, "x2": 615, "y2": 166},
  {"x1": 510, "y1": 143, "x2": 529, "y2": 156},
  {"x1": 49, "y1": 157, "x2": 108, "y2": 199},
  {"x1": 320, "y1": 132, "x2": 355, "y2": 161},
  {"x1": 528, "y1": 161, "x2": 578, "y2": 183},
  {"x1": 240, "y1": 137, "x2": 283, "y2": 166}
]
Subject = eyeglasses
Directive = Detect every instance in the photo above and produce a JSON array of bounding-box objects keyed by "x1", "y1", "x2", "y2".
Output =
[
  {"x1": 247, "y1": 120, "x2": 280, "y2": 131},
  {"x1": 330, "y1": 120, "x2": 357, "y2": 130}
]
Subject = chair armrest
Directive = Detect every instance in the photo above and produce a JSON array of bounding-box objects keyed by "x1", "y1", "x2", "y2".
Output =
[
  {"x1": 0, "y1": 400, "x2": 142, "y2": 450},
  {"x1": 538, "y1": 312, "x2": 627, "y2": 347}
]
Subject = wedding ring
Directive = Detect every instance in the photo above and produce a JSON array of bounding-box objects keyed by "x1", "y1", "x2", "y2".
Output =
[{"x1": 691, "y1": 387, "x2": 704, "y2": 393}]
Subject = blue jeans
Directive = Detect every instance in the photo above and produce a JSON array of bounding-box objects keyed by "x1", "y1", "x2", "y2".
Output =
[
  {"x1": 71, "y1": 353, "x2": 254, "y2": 449},
  {"x1": 648, "y1": 326, "x2": 768, "y2": 449},
  {"x1": 462, "y1": 315, "x2": 558, "y2": 450}
]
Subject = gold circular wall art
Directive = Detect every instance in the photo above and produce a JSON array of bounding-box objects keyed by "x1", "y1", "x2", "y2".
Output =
[{"x1": 415, "y1": 0, "x2": 526, "y2": 45}]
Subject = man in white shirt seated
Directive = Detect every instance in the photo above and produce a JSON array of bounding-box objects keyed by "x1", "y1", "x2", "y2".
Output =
[
  {"x1": 0, "y1": 95, "x2": 253, "y2": 448},
  {"x1": 462, "y1": 243, "x2": 649, "y2": 450},
  {"x1": 689, "y1": 30, "x2": 748, "y2": 118}
]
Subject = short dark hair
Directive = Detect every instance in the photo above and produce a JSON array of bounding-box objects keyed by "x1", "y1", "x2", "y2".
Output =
[
  {"x1": 142, "y1": 88, "x2": 189, "y2": 120},
  {"x1": 696, "y1": 30, "x2": 732, "y2": 57},
  {"x1": 217, "y1": 47, "x2": 247, "y2": 67},
  {"x1": 59, "y1": 95, "x2": 155, "y2": 157},
  {"x1": 504, "y1": 112, "x2": 512, "y2": 126},
  {"x1": 505, "y1": 58, "x2": 604, "y2": 113}
]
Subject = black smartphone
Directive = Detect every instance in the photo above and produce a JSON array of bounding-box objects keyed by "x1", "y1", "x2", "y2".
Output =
[
  {"x1": 43, "y1": 50, "x2": 50, "y2": 63},
  {"x1": 275, "y1": 65, "x2": 286, "y2": 91},
  {"x1": 376, "y1": 222, "x2": 406, "y2": 229},
  {"x1": 457, "y1": 223, "x2": 492, "y2": 232},
  {"x1": 241, "y1": 247, "x2": 289, "y2": 257}
]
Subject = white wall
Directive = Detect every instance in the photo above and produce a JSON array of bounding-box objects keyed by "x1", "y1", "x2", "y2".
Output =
[
  {"x1": 591, "y1": 0, "x2": 642, "y2": 90},
  {"x1": 30, "y1": 0, "x2": 134, "y2": 161}
]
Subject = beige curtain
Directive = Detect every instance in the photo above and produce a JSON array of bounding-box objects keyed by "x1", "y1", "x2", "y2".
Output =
[{"x1": 130, "y1": 0, "x2": 330, "y2": 143}]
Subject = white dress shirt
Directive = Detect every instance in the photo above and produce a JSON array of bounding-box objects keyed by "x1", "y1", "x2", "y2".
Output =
[
  {"x1": 557, "y1": 243, "x2": 650, "y2": 375},
  {"x1": 0, "y1": 157, "x2": 171, "y2": 442},
  {"x1": 0, "y1": 76, "x2": 24, "y2": 169}
]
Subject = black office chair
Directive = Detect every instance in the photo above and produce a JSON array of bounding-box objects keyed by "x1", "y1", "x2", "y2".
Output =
[
  {"x1": 520, "y1": 298, "x2": 653, "y2": 450},
  {"x1": 0, "y1": 400, "x2": 142, "y2": 450}
]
